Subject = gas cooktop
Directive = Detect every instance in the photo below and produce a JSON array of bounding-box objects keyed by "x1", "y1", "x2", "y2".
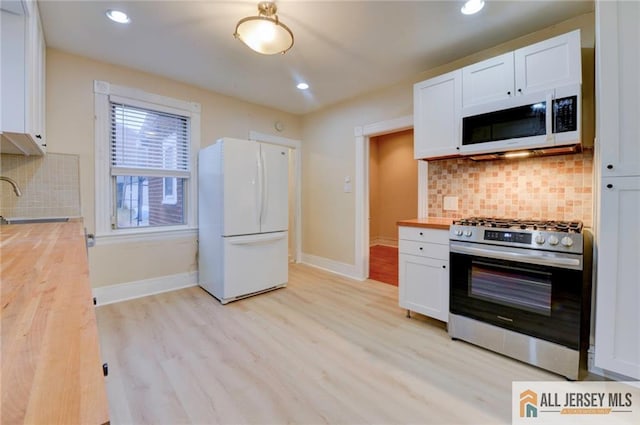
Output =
[
  {"x1": 450, "y1": 217, "x2": 586, "y2": 254},
  {"x1": 452, "y1": 217, "x2": 583, "y2": 233}
]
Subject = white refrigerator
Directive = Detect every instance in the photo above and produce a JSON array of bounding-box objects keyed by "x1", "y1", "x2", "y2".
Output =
[{"x1": 198, "y1": 137, "x2": 289, "y2": 304}]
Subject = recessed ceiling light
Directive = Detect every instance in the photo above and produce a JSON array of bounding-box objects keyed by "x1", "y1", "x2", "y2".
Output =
[
  {"x1": 296, "y1": 83, "x2": 309, "y2": 90},
  {"x1": 461, "y1": 0, "x2": 485, "y2": 15},
  {"x1": 106, "y1": 9, "x2": 130, "y2": 24}
]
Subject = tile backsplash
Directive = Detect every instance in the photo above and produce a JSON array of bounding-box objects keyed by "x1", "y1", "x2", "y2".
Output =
[
  {"x1": 0, "y1": 153, "x2": 81, "y2": 219},
  {"x1": 428, "y1": 150, "x2": 594, "y2": 227}
]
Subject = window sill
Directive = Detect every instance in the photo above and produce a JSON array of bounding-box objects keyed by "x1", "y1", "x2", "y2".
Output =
[{"x1": 95, "y1": 226, "x2": 198, "y2": 245}]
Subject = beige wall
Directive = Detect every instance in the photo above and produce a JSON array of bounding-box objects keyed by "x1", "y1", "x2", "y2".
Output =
[
  {"x1": 369, "y1": 130, "x2": 417, "y2": 246},
  {"x1": 46, "y1": 49, "x2": 302, "y2": 287},
  {"x1": 301, "y1": 12, "x2": 594, "y2": 266}
]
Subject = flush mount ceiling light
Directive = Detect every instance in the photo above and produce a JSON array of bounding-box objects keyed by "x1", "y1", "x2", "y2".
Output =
[
  {"x1": 296, "y1": 82, "x2": 309, "y2": 90},
  {"x1": 461, "y1": 0, "x2": 485, "y2": 15},
  {"x1": 234, "y1": 1, "x2": 294, "y2": 55},
  {"x1": 106, "y1": 9, "x2": 130, "y2": 24}
]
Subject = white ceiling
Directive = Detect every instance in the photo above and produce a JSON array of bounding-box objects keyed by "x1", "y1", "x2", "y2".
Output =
[{"x1": 38, "y1": 0, "x2": 594, "y2": 115}]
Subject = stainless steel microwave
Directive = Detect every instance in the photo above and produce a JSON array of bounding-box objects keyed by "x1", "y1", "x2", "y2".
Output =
[{"x1": 460, "y1": 84, "x2": 580, "y2": 155}]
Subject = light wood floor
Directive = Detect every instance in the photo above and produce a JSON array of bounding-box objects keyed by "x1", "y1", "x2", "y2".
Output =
[{"x1": 96, "y1": 263, "x2": 561, "y2": 425}]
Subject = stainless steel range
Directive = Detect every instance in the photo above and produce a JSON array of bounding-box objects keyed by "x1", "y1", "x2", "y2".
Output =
[{"x1": 448, "y1": 217, "x2": 592, "y2": 380}]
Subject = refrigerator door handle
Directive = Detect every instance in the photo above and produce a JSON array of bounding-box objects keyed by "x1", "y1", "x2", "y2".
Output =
[
  {"x1": 260, "y1": 148, "x2": 268, "y2": 226},
  {"x1": 256, "y1": 150, "x2": 263, "y2": 225},
  {"x1": 227, "y1": 232, "x2": 287, "y2": 245}
]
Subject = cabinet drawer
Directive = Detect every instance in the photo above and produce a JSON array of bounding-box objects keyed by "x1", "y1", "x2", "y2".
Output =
[
  {"x1": 398, "y1": 226, "x2": 449, "y2": 244},
  {"x1": 398, "y1": 240, "x2": 448, "y2": 260}
]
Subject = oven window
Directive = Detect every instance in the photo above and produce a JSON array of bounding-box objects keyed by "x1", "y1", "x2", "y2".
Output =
[{"x1": 469, "y1": 261, "x2": 552, "y2": 316}]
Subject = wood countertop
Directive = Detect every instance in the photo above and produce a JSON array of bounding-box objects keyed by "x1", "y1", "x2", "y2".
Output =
[
  {"x1": 1, "y1": 219, "x2": 109, "y2": 424},
  {"x1": 396, "y1": 217, "x2": 453, "y2": 230}
]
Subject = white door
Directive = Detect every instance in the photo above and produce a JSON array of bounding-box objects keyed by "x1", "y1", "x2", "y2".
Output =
[
  {"x1": 260, "y1": 142, "x2": 289, "y2": 233},
  {"x1": 222, "y1": 232, "x2": 288, "y2": 302},
  {"x1": 514, "y1": 30, "x2": 581, "y2": 95},
  {"x1": 413, "y1": 69, "x2": 462, "y2": 159},
  {"x1": 462, "y1": 52, "x2": 515, "y2": 107},
  {"x1": 222, "y1": 138, "x2": 261, "y2": 236}
]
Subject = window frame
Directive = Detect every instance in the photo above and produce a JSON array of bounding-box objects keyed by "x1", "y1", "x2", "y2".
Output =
[{"x1": 94, "y1": 80, "x2": 200, "y2": 240}]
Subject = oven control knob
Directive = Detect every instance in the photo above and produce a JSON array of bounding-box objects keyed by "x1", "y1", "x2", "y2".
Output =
[
  {"x1": 454, "y1": 229, "x2": 463, "y2": 236},
  {"x1": 548, "y1": 236, "x2": 559, "y2": 246},
  {"x1": 561, "y1": 236, "x2": 574, "y2": 247},
  {"x1": 464, "y1": 230, "x2": 473, "y2": 237},
  {"x1": 534, "y1": 235, "x2": 545, "y2": 244}
]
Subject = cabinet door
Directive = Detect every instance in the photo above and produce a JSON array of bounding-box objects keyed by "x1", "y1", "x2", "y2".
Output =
[
  {"x1": 597, "y1": 0, "x2": 640, "y2": 177},
  {"x1": 28, "y1": 1, "x2": 45, "y2": 151},
  {"x1": 594, "y1": 177, "x2": 640, "y2": 379},
  {"x1": 413, "y1": 70, "x2": 461, "y2": 159},
  {"x1": 514, "y1": 29, "x2": 581, "y2": 95},
  {"x1": 399, "y1": 254, "x2": 449, "y2": 322},
  {"x1": 462, "y1": 52, "x2": 515, "y2": 108}
]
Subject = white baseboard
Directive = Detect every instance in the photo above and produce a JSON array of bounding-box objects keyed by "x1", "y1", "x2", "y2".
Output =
[
  {"x1": 93, "y1": 271, "x2": 198, "y2": 306},
  {"x1": 300, "y1": 253, "x2": 363, "y2": 281}
]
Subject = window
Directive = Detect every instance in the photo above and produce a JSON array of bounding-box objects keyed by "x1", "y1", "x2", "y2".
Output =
[{"x1": 94, "y1": 81, "x2": 200, "y2": 238}]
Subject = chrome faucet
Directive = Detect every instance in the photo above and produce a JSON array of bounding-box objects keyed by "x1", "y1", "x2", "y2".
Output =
[{"x1": 0, "y1": 176, "x2": 22, "y2": 196}]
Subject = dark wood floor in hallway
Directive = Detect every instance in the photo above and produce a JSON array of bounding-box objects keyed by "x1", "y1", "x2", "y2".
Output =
[{"x1": 369, "y1": 245, "x2": 398, "y2": 286}]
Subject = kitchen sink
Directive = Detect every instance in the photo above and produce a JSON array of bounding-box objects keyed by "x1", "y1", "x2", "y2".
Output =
[{"x1": 0, "y1": 217, "x2": 70, "y2": 225}]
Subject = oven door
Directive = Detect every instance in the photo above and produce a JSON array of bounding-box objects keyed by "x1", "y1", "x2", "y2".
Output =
[{"x1": 450, "y1": 241, "x2": 584, "y2": 349}]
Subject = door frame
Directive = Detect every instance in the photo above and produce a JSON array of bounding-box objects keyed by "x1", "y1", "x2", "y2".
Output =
[
  {"x1": 249, "y1": 131, "x2": 302, "y2": 263},
  {"x1": 354, "y1": 115, "x2": 428, "y2": 280}
]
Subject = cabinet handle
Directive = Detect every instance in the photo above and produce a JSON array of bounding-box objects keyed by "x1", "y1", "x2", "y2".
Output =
[
  {"x1": 102, "y1": 363, "x2": 109, "y2": 376},
  {"x1": 419, "y1": 232, "x2": 423, "y2": 236},
  {"x1": 419, "y1": 247, "x2": 423, "y2": 250},
  {"x1": 517, "y1": 88, "x2": 522, "y2": 93},
  {"x1": 507, "y1": 91, "x2": 511, "y2": 95},
  {"x1": 456, "y1": 146, "x2": 460, "y2": 150},
  {"x1": 442, "y1": 265, "x2": 446, "y2": 269},
  {"x1": 35, "y1": 134, "x2": 42, "y2": 139},
  {"x1": 606, "y1": 164, "x2": 613, "y2": 170},
  {"x1": 606, "y1": 184, "x2": 613, "y2": 189}
]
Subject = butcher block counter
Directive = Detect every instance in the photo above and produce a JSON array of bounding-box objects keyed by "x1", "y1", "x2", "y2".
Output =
[
  {"x1": 0, "y1": 219, "x2": 109, "y2": 424},
  {"x1": 396, "y1": 217, "x2": 453, "y2": 230}
]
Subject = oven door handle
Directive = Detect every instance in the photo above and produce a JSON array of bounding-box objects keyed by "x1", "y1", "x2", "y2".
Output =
[{"x1": 450, "y1": 244, "x2": 582, "y2": 270}]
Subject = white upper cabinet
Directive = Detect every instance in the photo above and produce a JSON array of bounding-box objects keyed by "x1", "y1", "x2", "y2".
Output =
[
  {"x1": 0, "y1": 0, "x2": 46, "y2": 155},
  {"x1": 413, "y1": 70, "x2": 461, "y2": 159},
  {"x1": 462, "y1": 52, "x2": 515, "y2": 107},
  {"x1": 462, "y1": 30, "x2": 581, "y2": 109},
  {"x1": 515, "y1": 30, "x2": 582, "y2": 96},
  {"x1": 597, "y1": 0, "x2": 640, "y2": 177}
]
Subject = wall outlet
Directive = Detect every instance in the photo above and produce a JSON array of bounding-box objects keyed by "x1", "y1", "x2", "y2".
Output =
[{"x1": 443, "y1": 196, "x2": 458, "y2": 211}]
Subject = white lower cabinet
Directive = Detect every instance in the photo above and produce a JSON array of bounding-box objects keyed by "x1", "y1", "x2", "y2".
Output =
[
  {"x1": 398, "y1": 226, "x2": 449, "y2": 322},
  {"x1": 594, "y1": 177, "x2": 640, "y2": 379}
]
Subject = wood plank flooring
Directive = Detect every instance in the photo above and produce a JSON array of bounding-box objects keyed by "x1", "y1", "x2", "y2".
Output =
[
  {"x1": 96, "y1": 263, "x2": 561, "y2": 425},
  {"x1": 369, "y1": 245, "x2": 398, "y2": 286}
]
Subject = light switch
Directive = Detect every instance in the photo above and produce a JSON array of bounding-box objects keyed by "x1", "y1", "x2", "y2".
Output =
[
  {"x1": 343, "y1": 176, "x2": 352, "y2": 193},
  {"x1": 444, "y1": 196, "x2": 458, "y2": 211}
]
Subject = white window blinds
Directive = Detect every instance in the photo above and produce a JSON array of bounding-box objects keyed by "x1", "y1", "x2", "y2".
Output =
[{"x1": 110, "y1": 102, "x2": 190, "y2": 177}]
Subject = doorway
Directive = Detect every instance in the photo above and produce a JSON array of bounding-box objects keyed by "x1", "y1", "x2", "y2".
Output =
[{"x1": 368, "y1": 130, "x2": 418, "y2": 285}]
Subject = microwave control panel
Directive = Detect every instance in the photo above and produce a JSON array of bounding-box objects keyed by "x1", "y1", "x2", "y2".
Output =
[{"x1": 553, "y1": 95, "x2": 577, "y2": 133}]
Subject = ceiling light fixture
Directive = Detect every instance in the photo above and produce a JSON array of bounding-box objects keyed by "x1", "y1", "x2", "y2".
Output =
[
  {"x1": 234, "y1": 1, "x2": 294, "y2": 55},
  {"x1": 296, "y1": 82, "x2": 309, "y2": 90},
  {"x1": 461, "y1": 0, "x2": 485, "y2": 15},
  {"x1": 106, "y1": 9, "x2": 130, "y2": 24}
]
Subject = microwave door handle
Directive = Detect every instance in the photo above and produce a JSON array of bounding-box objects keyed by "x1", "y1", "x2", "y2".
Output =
[
  {"x1": 450, "y1": 244, "x2": 582, "y2": 270},
  {"x1": 546, "y1": 92, "x2": 554, "y2": 141}
]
